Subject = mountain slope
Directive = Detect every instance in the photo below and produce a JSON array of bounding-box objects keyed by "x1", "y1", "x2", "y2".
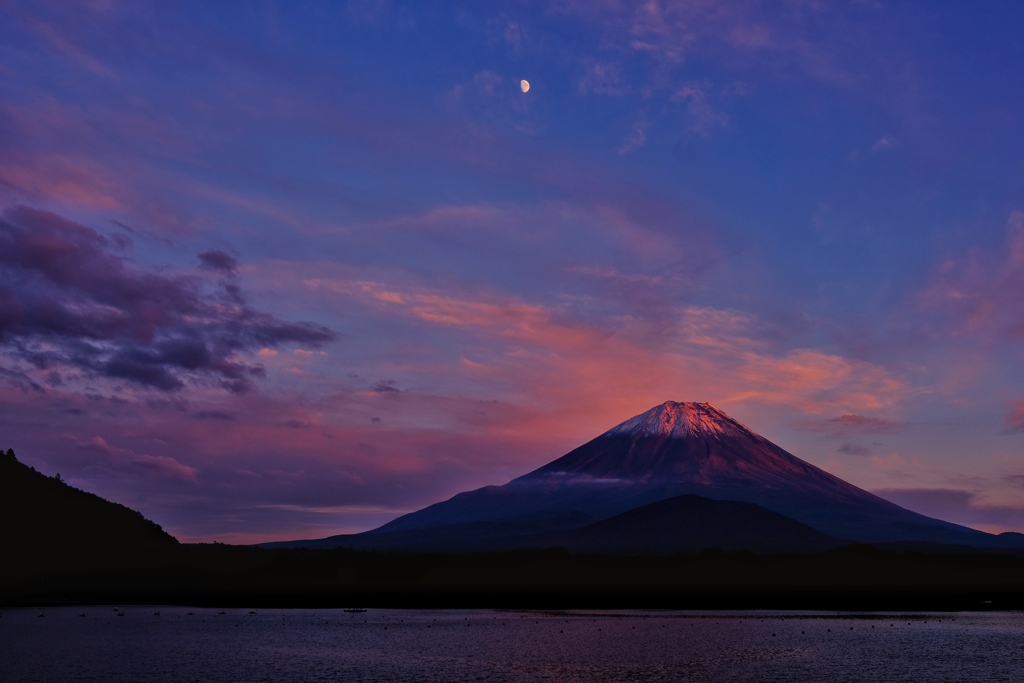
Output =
[
  {"x1": 0, "y1": 447, "x2": 178, "y2": 554},
  {"x1": 550, "y1": 494, "x2": 844, "y2": 555},
  {"x1": 265, "y1": 402, "x2": 1013, "y2": 553},
  {"x1": 270, "y1": 494, "x2": 844, "y2": 555},
  {"x1": 364, "y1": 402, "x2": 988, "y2": 547}
]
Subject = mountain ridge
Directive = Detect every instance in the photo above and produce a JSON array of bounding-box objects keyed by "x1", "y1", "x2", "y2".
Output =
[
  {"x1": 274, "y1": 401, "x2": 1010, "y2": 552},
  {"x1": 0, "y1": 447, "x2": 178, "y2": 554}
]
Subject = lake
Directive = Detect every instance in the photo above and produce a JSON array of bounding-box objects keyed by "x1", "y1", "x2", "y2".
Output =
[{"x1": 2, "y1": 607, "x2": 1022, "y2": 682}]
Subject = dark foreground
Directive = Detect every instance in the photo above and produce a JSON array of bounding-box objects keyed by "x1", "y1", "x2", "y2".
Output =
[
  {"x1": 5, "y1": 447, "x2": 1024, "y2": 611},
  {"x1": 5, "y1": 543, "x2": 1024, "y2": 611}
]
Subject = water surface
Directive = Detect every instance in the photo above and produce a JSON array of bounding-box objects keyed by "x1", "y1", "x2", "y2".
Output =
[{"x1": 2, "y1": 607, "x2": 1022, "y2": 682}]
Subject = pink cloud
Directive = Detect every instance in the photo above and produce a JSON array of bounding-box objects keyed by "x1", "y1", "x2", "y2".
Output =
[
  {"x1": 578, "y1": 58, "x2": 627, "y2": 96},
  {"x1": 671, "y1": 81, "x2": 730, "y2": 136},
  {"x1": 0, "y1": 252, "x2": 916, "y2": 542},
  {"x1": 1004, "y1": 400, "x2": 1024, "y2": 434},
  {"x1": 0, "y1": 154, "x2": 125, "y2": 211},
  {"x1": 19, "y1": 13, "x2": 115, "y2": 78},
  {"x1": 549, "y1": 0, "x2": 865, "y2": 90},
  {"x1": 919, "y1": 211, "x2": 1024, "y2": 340},
  {"x1": 300, "y1": 272, "x2": 909, "y2": 421},
  {"x1": 72, "y1": 434, "x2": 199, "y2": 481}
]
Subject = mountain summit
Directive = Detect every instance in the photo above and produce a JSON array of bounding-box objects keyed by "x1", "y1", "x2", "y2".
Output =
[
  {"x1": 521, "y1": 401, "x2": 884, "y2": 515},
  {"x1": 605, "y1": 401, "x2": 739, "y2": 439},
  {"x1": 526, "y1": 400, "x2": 806, "y2": 483},
  {"x1": 275, "y1": 401, "x2": 998, "y2": 552}
]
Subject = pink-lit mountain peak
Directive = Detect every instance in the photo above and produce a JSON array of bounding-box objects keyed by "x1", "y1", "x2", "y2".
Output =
[
  {"x1": 362, "y1": 400, "x2": 992, "y2": 547},
  {"x1": 528, "y1": 400, "x2": 819, "y2": 486},
  {"x1": 603, "y1": 401, "x2": 745, "y2": 440}
]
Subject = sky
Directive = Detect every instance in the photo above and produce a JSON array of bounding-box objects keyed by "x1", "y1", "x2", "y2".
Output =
[{"x1": 3, "y1": 0, "x2": 1024, "y2": 543}]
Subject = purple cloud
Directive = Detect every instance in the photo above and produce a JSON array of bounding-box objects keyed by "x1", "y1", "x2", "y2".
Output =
[
  {"x1": 829, "y1": 414, "x2": 904, "y2": 432},
  {"x1": 74, "y1": 435, "x2": 199, "y2": 482},
  {"x1": 1002, "y1": 400, "x2": 1024, "y2": 434},
  {"x1": 874, "y1": 487, "x2": 1024, "y2": 532},
  {"x1": 920, "y1": 212, "x2": 1024, "y2": 342},
  {"x1": 197, "y1": 249, "x2": 238, "y2": 273},
  {"x1": 0, "y1": 206, "x2": 335, "y2": 393},
  {"x1": 837, "y1": 442, "x2": 871, "y2": 457},
  {"x1": 191, "y1": 410, "x2": 236, "y2": 421},
  {"x1": 799, "y1": 413, "x2": 905, "y2": 434}
]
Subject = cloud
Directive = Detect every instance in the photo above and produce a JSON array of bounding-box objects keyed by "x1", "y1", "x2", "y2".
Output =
[
  {"x1": 373, "y1": 380, "x2": 401, "y2": 393},
  {"x1": 831, "y1": 414, "x2": 904, "y2": 432},
  {"x1": 19, "y1": 12, "x2": 115, "y2": 79},
  {"x1": 0, "y1": 205, "x2": 335, "y2": 393},
  {"x1": 919, "y1": 211, "x2": 1024, "y2": 341},
  {"x1": 729, "y1": 24, "x2": 772, "y2": 49},
  {"x1": 870, "y1": 136, "x2": 896, "y2": 155},
  {"x1": 550, "y1": 0, "x2": 868, "y2": 89},
  {"x1": 1003, "y1": 400, "x2": 1024, "y2": 434},
  {"x1": 197, "y1": 249, "x2": 238, "y2": 273},
  {"x1": 875, "y1": 487, "x2": 975, "y2": 516},
  {"x1": 873, "y1": 487, "x2": 1024, "y2": 533},
  {"x1": 837, "y1": 442, "x2": 871, "y2": 457},
  {"x1": 302, "y1": 274, "x2": 908, "y2": 419},
  {"x1": 799, "y1": 413, "x2": 906, "y2": 434},
  {"x1": 578, "y1": 58, "x2": 626, "y2": 96},
  {"x1": 75, "y1": 435, "x2": 199, "y2": 481},
  {"x1": 618, "y1": 116, "x2": 649, "y2": 154},
  {"x1": 726, "y1": 348, "x2": 907, "y2": 414},
  {"x1": 0, "y1": 365, "x2": 44, "y2": 392},
  {"x1": 671, "y1": 81, "x2": 729, "y2": 136},
  {"x1": 486, "y1": 12, "x2": 528, "y2": 54},
  {"x1": 191, "y1": 410, "x2": 235, "y2": 421}
]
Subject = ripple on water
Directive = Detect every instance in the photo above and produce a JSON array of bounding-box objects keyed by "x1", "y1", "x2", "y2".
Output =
[{"x1": 1, "y1": 608, "x2": 1023, "y2": 682}]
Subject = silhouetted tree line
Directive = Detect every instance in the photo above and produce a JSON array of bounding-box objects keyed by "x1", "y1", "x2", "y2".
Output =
[
  {"x1": 6, "y1": 444, "x2": 1024, "y2": 609},
  {"x1": 0, "y1": 446, "x2": 177, "y2": 559}
]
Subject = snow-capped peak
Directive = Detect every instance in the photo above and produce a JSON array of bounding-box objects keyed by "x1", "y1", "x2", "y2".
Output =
[{"x1": 603, "y1": 401, "x2": 739, "y2": 440}]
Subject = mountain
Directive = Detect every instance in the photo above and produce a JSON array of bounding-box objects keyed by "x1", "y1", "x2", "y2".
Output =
[
  {"x1": 545, "y1": 494, "x2": 843, "y2": 555},
  {"x1": 271, "y1": 402, "x2": 1008, "y2": 552},
  {"x1": 0, "y1": 447, "x2": 178, "y2": 554}
]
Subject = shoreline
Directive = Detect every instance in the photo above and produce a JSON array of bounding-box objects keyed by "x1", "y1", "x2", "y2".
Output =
[{"x1": 7, "y1": 543, "x2": 1024, "y2": 611}]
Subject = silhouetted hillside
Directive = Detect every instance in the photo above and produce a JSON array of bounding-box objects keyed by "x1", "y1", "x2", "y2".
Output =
[
  {"x1": 278, "y1": 495, "x2": 845, "y2": 554},
  {"x1": 6, "y1": 445, "x2": 1024, "y2": 611},
  {"x1": 0, "y1": 447, "x2": 177, "y2": 555},
  {"x1": 551, "y1": 495, "x2": 844, "y2": 554}
]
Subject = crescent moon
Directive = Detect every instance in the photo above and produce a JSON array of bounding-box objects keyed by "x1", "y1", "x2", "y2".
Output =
[{"x1": 520, "y1": 79, "x2": 530, "y2": 93}]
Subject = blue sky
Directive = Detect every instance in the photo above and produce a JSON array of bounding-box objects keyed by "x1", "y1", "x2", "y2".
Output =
[{"x1": 3, "y1": 0, "x2": 1024, "y2": 542}]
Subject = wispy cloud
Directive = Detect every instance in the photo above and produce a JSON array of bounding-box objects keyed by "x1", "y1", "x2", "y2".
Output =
[
  {"x1": 799, "y1": 413, "x2": 906, "y2": 434},
  {"x1": 550, "y1": 0, "x2": 872, "y2": 89},
  {"x1": 671, "y1": 81, "x2": 730, "y2": 136},
  {"x1": 874, "y1": 487, "x2": 1024, "y2": 534},
  {"x1": 919, "y1": 211, "x2": 1024, "y2": 341},
  {"x1": 1002, "y1": 400, "x2": 1024, "y2": 434},
  {"x1": 871, "y1": 136, "x2": 896, "y2": 155},
  {"x1": 72, "y1": 434, "x2": 199, "y2": 481},
  {"x1": 618, "y1": 115, "x2": 649, "y2": 153},
  {"x1": 837, "y1": 442, "x2": 872, "y2": 457},
  {"x1": 300, "y1": 273, "x2": 908, "y2": 420}
]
